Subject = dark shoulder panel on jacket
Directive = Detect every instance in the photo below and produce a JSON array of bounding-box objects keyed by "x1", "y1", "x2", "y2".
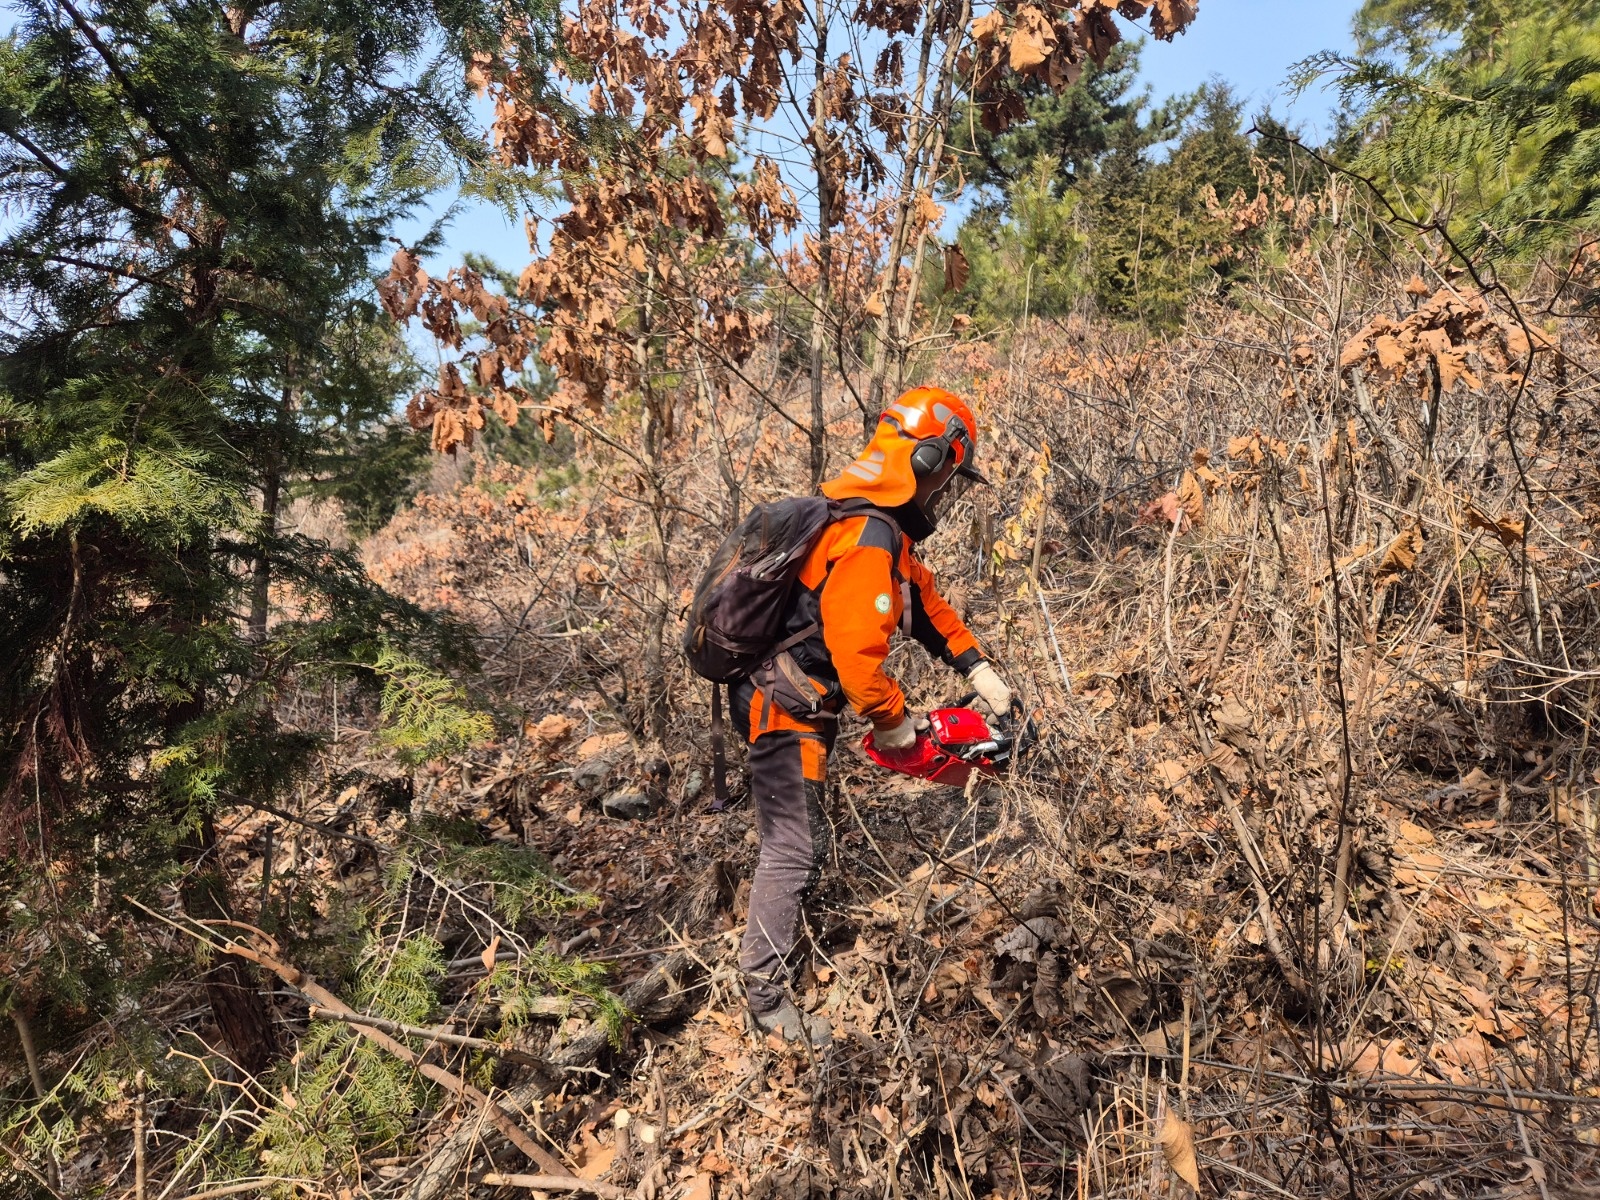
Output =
[{"x1": 856, "y1": 513, "x2": 900, "y2": 554}]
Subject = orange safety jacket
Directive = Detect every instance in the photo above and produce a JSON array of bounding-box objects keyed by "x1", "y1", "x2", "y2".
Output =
[{"x1": 767, "y1": 509, "x2": 984, "y2": 732}]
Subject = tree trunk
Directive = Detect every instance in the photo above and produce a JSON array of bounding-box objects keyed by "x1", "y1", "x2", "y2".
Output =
[
  {"x1": 888, "y1": 0, "x2": 968, "y2": 391},
  {"x1": 698, "y1": 354, "x2": 742, "y2": 523},
  {"x1": 634, "y1": 295, "x2": 672, "y2": 740},
  {"x1": 807, "y1": 0, "x2": 833, "y2": 488},
  {"x1": 179, "y1": 815, "x2": 281, "y2": 1075},
  {"x1": 11, "y1": 1009, "x2": 45, "y2": 1100},
  {"x1": 861, "y1": 4, "x2": 940, "y2": 436},
  {"x1": 248, "y1": 453, "x2": 279, "y2": 642}
]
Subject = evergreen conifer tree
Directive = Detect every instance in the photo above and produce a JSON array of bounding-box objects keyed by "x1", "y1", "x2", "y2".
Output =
[
  {"x1": 950, "y1": 40, "x2": 1193, "y2": 207},
  {"x1": 1316, "y1": 0, "x2": 1600, "y2": 263},
  {"x1": 0, "y1": 0, "x2": 557, "y2": 1080}
]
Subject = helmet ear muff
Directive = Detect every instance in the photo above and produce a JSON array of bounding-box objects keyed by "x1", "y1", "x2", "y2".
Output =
[
  {"x1": 910, "y1": 437, "x2": 951, "y2": 480},
  {"x1": 909, "y1": 414, "x2": 974, "y2": 481}
]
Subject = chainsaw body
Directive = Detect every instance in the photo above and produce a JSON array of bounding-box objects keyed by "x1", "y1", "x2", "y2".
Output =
[{"x1": 862, "y1": 701, "x2": 1030, "y2": 787}]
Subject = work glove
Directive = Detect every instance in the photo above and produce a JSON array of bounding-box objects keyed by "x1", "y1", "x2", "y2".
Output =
[
  {"x1": 967, "y1": 661, "x2": 1013, "y2": 717},
  {"x1": 874, "y1": 713, "x2": 927, "y2": 751}
]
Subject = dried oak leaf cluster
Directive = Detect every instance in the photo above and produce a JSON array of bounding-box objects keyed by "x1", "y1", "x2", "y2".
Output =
[
  {"x1": 1339, "y1": 280, "x2": 1556, "y2": 396},
  {"x1": 1136, "y1": 434, "x2": 1299, "y2": 532},
  {"x1": 965, "y1": 1, "x2": 1196, "y2": 132},
  {"x1": 384, "y1": 1, "x2": 1199, "y2": 455},
  {"x1": 386, "y1": 0, "x2": 813, "y2": 453},
  {"x1": 378, "y1": 253, "x2": 534, "y2": 452}
]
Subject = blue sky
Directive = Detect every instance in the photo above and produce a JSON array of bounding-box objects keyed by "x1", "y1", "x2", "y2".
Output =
[
  {"x1": 418, "y1": 0, "x2": 1365, "y2": 273},
  {"x1": 1135, "y1": 0, "x2": 1361, "y2": 133}
]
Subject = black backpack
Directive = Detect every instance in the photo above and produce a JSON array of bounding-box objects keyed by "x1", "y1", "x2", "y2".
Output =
[
  {"x1": 683, "y1": 496, "x2": 838, "y2": 682},
  {"x1": 683, "y1": 495, "x2": 901, "y2": 807}
]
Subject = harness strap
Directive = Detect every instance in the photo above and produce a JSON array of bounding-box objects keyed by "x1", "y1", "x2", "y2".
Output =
[
  {"x1": 771, "y1": 622, "x2": 818, "y2": 655},
  {"x1": 709, "y1": 683, "x2": 729, "y2": 812}
]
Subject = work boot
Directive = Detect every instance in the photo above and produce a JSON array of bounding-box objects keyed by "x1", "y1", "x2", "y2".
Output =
[{"x1": 749, "y1": 998, "x2": 832, "y2": 1049}]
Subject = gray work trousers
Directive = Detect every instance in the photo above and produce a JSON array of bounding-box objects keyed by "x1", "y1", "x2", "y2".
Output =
[{"x1": 733, "y1": 683, "x2": 837, "y2": 1014}]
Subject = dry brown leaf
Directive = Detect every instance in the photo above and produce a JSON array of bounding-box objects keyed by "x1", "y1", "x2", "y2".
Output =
[
  {"x1": 1348, "y1": 1039, "x2": 1422, "y2": 1080},
  {"x1": 1075, "y1": 5, "x2": 1122, "y2": 62},
  {"x1": 1338, "y1": 335, "x2": 1370, "y2": 370},
  {"x1": 1203, "y1": 742, "x2": 1248, "y2": 785},
  {"x1": 1404, "y1": 274, "x2": 1431, "y2": 297},
  {"x1": 863, "y1": 294, "x2": 886, "y2": 319},
  {"x1": 681, "y1": 1175, "x2": 714, "y2": 1200},
  {"x1": 1159, "y1": 1112, "x2": 1202, "y2": 1190},
  {"x1": 1136, "y1": 491, "x2": 1185, "y2": 529},
  {"x1": 1394, "y1": 851, "x2": 1445, "y2": 888},
  {"x1": 1150, "y1": 0, "x2": 1197, "y2": 39},
  {"x1": 1211, "y1": 696, "x2": 1253, "y2": 737},
  {"x1": 481, "y1": 934, "x2": 501, "y2": 972},
  {"x1": 1465, "y1": 505, "x2": 1524, "y2": 548},
  {"x1": 1375, "y1": 334, "x2": 1409, "y2": 372},
  {"x1": 1098, "y1": 975, "x2": 1148, "y2": 1023},
  {"x1": 994, "y1": 916, "x2": 1061, "y2": 963},
  {"x1": 1225, "y1": 433, "x2": 1263, "y2": 465},
  {"x1": 1377, "y1": 527, "x2": 1424, "y2": 581},
  {"x1": 1034, "y1": 952, "x2": 1064, "y2": 1021},
  {"x1": 1435, "y1": 1031, "x2": 1492, "y2": 1082},
  {"x1": 1176, "y1": 470, "x2": 1205, "y2": 526},
  {"x1": 575, "y1": 1129, "x2": 615, "y2": 1180},
  {"x1": 1154, "y1": 760, "x2": 1193, "y2": 790},
  {"x1": 1008, "y1": 5, "x2": 1056, "y2": 72},
  {"x1": 1435, "y1": 347, "x2": 1482, "y2": 392},
  {"x1": 575, "y1": 731, "x2": 629, "y2": 759},
  {"x1": 1333, "y1": 541, "x2": 1373, "y2": 571},
  {"x1": 528, "y1": 712, "x2": 575, "y2": 745},
  {"x1": 970, "y1": 10, "x2": 1006, "y2": 43},
  {"x1": 942, "y1": 243, "x2": 970, "y2": 294},
  {"x1": 1397, "y1": 819, "x2": 1435, "y2": 847},
  {"x1": 1140, "y1": 1018, "x2": 1186, "y2": 1053}
]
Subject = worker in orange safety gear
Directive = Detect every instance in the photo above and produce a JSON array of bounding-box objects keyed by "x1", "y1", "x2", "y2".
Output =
[{"x1": 732, "y1": 386, "x2": 1013, "y2": 1048}]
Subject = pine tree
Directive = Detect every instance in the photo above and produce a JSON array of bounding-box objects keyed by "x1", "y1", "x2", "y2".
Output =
[
  {"x1": 953, "y1": 156, "x2": 1091, "y2": 325},
  {"x1": 1081, "y1": 85, "x2": 1276, "y2": 325},
  {"x1": 949, "y1": 39, "x2": 1193, "y2": 206}
]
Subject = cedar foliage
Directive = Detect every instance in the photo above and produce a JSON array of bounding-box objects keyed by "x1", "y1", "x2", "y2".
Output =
[
  {"x1": 1311, "y1": 0, "x2": 1600, "y2": 263},
  {"x1": 0, "y1": 0, "x2": 571, "y2": 1185}
]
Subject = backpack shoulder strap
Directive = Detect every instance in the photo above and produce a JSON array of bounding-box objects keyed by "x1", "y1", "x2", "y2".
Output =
[
  {"x1": 827, "y1": 497, "x2": 911, "y2": 635},
  {"x1": 829, "y1": 497, "x2": 905, "y2": 571}
]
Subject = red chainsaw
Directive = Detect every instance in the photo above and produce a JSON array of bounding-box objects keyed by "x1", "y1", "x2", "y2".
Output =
[{"x1": 862, "y1": 695, "x2": 1036, "y2": 788}]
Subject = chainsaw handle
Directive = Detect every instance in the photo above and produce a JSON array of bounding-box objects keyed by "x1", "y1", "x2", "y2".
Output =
[{"x1": 955, "y1": 690, "x2": 1025, "y2": 728}]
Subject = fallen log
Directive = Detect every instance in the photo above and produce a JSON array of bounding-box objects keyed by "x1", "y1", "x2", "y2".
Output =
[{"x1": 405, "y1": 949, "x2": 697, "y2": 1200}]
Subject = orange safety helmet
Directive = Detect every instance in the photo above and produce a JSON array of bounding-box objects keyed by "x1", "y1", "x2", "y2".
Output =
[{"x1": 822, "y1": 386, "x2": 985, "y2": 509}]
